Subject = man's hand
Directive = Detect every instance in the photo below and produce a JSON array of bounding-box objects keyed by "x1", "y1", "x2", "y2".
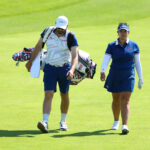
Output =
[
  {"x1": 138, "y1": 79, "x2": 143, "y2": 89},
  {"x1": 26, "y1": 61, "x2": 32, "y2": 72},
  {"x1": 67, "y1": 69, "x2": 74, "y2": 80},
  {"x1": 100, "y1": 72, "x2": 105, "y2": 81}
]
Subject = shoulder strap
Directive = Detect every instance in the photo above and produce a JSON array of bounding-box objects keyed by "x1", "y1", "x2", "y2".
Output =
[
  {"x1": 42, "y1": 27, "x2": 54, "y2": 48},
  {"x1": 67, "y1": 31, "x2": 75, "y2": 51}
]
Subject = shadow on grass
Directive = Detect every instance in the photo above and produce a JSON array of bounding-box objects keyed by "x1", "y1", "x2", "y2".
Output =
[
  {"x1": 0, "y1": 129, "x2": 125, "y2": 138},
  {"x1": 0, "y1": 129, "x2": 59, "y2": 137},
  {"x1": 52, "y1": 129, "x2": 121, "y2": 138}
]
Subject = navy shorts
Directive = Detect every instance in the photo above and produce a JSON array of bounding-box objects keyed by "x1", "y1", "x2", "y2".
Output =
[
  {"x1": 104, "y1": 68, "x2": 135, "y2": 93},
  {"x1": 43, "y1": 64, "x2": 71, "y2": 93}
]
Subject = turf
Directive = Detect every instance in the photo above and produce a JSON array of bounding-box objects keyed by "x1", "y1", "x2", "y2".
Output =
[{"x1": 0, "y1": 0, "x2": 150, "y2": 150}]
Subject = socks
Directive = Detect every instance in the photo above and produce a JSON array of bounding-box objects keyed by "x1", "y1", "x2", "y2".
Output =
[
  {"x1": 114, "y1": 121, "x2": 120, "y2": 124},
  {"x1": 43, "y1": 113, "x2": 67, "y2": 123},
  {"x1": 122, "y1": 125, "x2": 128, "y2": 129},
  {"x1": 43, "y1": 114, "x2": 49, "y2": 123},
  {"x1": 61, "y1": 113, "x2": 67, "y2": 122}
]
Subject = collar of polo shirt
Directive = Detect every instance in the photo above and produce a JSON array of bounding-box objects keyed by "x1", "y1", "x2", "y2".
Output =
[{"x1": 115, "y1": 38, "x2": 129, "y2": 45}]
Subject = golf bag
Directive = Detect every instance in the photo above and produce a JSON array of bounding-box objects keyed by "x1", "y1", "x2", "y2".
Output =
[{"x1": 12, "y1": 47, "x2": 96, "y2": 85}]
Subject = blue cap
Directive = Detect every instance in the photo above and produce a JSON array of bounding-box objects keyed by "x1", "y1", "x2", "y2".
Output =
[{"x1": 117, "y1": 24, "x2": 129, "y2": 32}]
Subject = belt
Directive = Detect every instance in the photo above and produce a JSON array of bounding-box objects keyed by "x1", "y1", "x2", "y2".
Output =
[{"x1": 47, "y1": 63, "x2": 69, "y2": 67}]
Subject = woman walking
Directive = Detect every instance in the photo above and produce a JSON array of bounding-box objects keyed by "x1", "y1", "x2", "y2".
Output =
[{"x1": 100, "y1": 23, "x2": 143, "y2": 134}]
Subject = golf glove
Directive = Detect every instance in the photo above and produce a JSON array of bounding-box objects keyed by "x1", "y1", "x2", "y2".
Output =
[{"x1": 138, "y1": 79, "x2": 143, "y2": 89}]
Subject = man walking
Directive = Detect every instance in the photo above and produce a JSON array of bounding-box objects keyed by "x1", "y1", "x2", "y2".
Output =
[{"x1": 26, "y1": 16, "x2": 78, "y2": 133}]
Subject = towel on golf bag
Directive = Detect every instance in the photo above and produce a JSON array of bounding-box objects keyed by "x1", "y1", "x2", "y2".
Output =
[{"x1": 12, "y1": 47, "x2": 96, "y2": 85}]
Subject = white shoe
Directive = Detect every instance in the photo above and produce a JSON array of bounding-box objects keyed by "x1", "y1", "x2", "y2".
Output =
[
  {"x1": 37, "y1": 121, "x2": 49, "y2": 133},
  {"x1": 112, "y1": 121, "x2": 120, "y2": 130},
  {"x1": 60, "y1": 121, "x2": 68, "y2": 131},
  {"x1": 122, "y1": 125, "x2": 129, "y2": 134}
]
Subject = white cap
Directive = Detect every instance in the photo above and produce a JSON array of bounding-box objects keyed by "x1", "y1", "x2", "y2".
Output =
[{"x1": 56, "y1": 16, "x2": 68, "y2": 30}]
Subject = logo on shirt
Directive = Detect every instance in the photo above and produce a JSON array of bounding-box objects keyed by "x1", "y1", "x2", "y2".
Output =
[
  {"x1": 49, "y1": 36, "x2": 54, "y2": 39},
  {"x1": 128, "y1": 48, "x2": 134, "y2": 50}
]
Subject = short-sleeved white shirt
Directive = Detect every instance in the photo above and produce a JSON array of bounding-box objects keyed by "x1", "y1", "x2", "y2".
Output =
[{"x1": 45, "y1": 27, "x2": 71, "y2": 66}]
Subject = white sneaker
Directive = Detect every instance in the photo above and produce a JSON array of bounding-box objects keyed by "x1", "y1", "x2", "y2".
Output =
[
  {"x1": 112, "y1": 121, "x2": 120, "y2": 130},
  {"x1": 60, "y1": 121, "x2": 68, "y2": 131},
  {"x1": 37, "y1": 121, "x2": 49, "y2": 133},
  {"x1": 122, "y1": 125, "x2": 129, "y2": 134}
]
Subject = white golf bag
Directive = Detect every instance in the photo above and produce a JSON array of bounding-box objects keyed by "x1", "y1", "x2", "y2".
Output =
[{"x1": 40, "y1": 49, "x2": 96, "y2": 85}]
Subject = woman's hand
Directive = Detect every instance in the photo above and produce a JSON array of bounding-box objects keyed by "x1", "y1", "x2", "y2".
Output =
[
  {"x1": 100, "y1": 72, "x2": 105, "y2": 81},
  {"x1": 138, "y1": 79, "x2": 143, "y2": 89}
]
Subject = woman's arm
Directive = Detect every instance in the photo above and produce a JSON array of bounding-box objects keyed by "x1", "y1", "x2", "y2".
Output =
[
  {"x1": 101, "y1": 53, "x2": 111, "y2": 72},
  {"x1": 100, "y1": 53, "x2": 111, "y2": 81},
  {"x1": 134, "y1": 53, "x2": 143, "y2": 89}
]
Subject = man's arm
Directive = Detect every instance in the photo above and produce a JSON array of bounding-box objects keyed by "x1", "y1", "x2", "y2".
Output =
[
  {"x1": 67, "y1": 46, "x2": 78, "y2": 80},
  {"x1": 26, "y1": 38, "x2": 43, "y2": 72}
]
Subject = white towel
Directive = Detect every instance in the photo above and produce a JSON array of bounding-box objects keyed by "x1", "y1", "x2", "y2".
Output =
[{"x1": 30, "y1": 53, "x2": 40, "y2": 78}]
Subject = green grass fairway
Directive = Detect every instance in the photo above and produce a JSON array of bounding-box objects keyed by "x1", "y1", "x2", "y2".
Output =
[{"x1": 0, "y1": 0, "x2": 150, "y2": 150}]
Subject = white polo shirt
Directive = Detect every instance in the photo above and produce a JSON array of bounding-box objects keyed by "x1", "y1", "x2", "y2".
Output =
[{"x1": 44, "y1": 27, "x2": 71, "y2": 66}]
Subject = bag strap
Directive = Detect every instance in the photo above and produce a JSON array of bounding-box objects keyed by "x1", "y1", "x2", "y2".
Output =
[{"x1": 42, "y1": 27, "x2": 54, "y2": 48}]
